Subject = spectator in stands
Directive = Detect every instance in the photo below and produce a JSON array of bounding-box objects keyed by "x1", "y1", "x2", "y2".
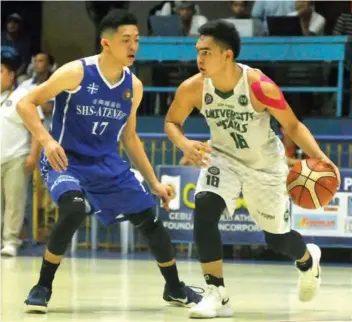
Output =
[
  {"x1": 20, "y1": 52, "x2": 55, "y2": 128},
  {"x1": 174, "y1": 1, "x2": 207, "y2": 36},
  {"x1": 288, "y1": 0, "x2": 326, "y2": 36},
  {"x1": 1, "y1": 13, "x2": 31, "y2": 78},
  {"x1": 251, "y1": 0, "x2": 295, "y2": 34},
  {"x1": 147, "y1": 1, "x2": 204, "y2": 35},
  {"x1": 230, "y1": 1, "x2": 251, "y2": 19},
  {"x1": 333, "y1": 11, "x2": 352, "y2": 36},
  {"x1": 1, "y1": 58, "x2": 43, "y2": 257}
]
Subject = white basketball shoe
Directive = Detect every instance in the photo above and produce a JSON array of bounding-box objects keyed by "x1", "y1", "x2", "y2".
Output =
[
  {"x1": 297, "y1": 243, "x2": 322, "y2": 302},
  {"x1": 1, "y1": 245, "x2": 17, "y2": 257},
  {"x1": 188, "y1": 285, "x2": 233, "y2": 318}
]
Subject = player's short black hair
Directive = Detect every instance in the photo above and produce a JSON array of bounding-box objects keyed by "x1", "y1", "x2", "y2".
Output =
[
  {"x1": 98, "y1": 10, "x2": 138, "y2": 36},
  {"x1": 198, "y1": 20, "x2": 241, "y2": 59}
]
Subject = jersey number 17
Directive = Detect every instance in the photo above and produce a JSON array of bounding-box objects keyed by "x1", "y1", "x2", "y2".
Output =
[{"x1": 92, "y1": 122, "x2": 109, "y2": 135}]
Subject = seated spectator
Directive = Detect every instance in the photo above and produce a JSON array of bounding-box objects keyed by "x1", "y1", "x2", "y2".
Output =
[
  {"x1": 230, "y1": 1, "x2": 250, "y2": 19},
  {"x1": 1, "y1": 57, "x2": 43, "y2": 257},
  {"x1": 251, "y1": 0, "x2": 295, "y2": 34},
  {"x1": 20, "y1": 52, "x2": 55, "y2": 128},
  {"x1": 333, "y1": 11, "x2": 352, "y2": 36},
  {"x1": 174, "y1": 1, "x2": 207, "y2": 36},
  {"x1": 1, "y1": 13, "x2": 31, "y2": 78},
  {"x1": 149, "y1": 1, "x2": 202, "y2": 17},
  {"x1": 225, "y1": 1, "x2": 263, "y2": 36},
  {"x1": 288, "y1": 0, "x2": 325, "y2": 36}
]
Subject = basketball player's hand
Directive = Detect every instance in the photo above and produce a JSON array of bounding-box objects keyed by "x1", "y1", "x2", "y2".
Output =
[
  {"x1": 182, "y1": 140, "x2": 211, "y2": 167},
  {"x1": 151, "y1": 182, "x2": 175, "y2": 211},
  {"x1": 320, "y1": 157, "x2": 341, "y2": 185},
  {"x1": 44, "y1": 139, "x2": 68, "y2": 172}
]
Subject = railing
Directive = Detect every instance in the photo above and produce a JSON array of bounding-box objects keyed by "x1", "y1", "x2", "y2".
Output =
[
  {"x1": 135, "y1": 36, "x2": 351, "y2": 117},
  {"x1": 31, "y1": 134, "x2": 352, "y2": 250}
]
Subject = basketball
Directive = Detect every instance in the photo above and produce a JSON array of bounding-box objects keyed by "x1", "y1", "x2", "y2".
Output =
[{"x1": 286, "y1": 159, "x2": 339, "y2": 209}]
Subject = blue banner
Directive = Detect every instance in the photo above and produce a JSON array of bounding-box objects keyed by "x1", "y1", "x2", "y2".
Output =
[{"x1": 156, "y1": 166, "x2": 352, "y2": 247}]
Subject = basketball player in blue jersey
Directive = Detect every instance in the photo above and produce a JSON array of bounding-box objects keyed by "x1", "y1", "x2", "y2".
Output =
[{"x1": 17, "y1": 11, "x2": 202, "y2": 313}]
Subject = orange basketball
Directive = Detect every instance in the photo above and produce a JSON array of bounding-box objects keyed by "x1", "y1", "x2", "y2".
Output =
[{"x1": 286, "y1": 159, "x2": 339, "y2": 209}]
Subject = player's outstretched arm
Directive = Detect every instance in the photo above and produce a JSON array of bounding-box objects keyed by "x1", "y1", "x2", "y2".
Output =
[
  {"x1": 249, "y1": 71, "x2": 340, "y2": 184},
  {"x1": 165, "y1": 77, "x2": 210, "y2": 167},
  {"x1": 17, "y1": 61, "x2": 83, "y2": 172},
  {"x1": 121, "y1": 75, "x2": 174, "y2": 209}
]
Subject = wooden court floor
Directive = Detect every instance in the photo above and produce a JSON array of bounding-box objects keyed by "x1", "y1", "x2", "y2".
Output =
[{"x1": 1, "y1": 256, "x2": 351, "y2": 322}]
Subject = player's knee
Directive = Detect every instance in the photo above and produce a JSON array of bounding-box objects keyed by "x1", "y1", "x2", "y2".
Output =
[
  {"x1": 194, "y1": 192, "x2": 225, "y2": 263},
  {"x1": 264, "y1": 231, "x2": 289, "y2": 255},
  {"x1": 48, "y1": 191, "x2": 86, "y2": 255},
  {"x1": 264, "y1": 230, "x2": 306, "y2": 259},
  {"x1": 194, "y1": 192, "x2": 225, "y2": 226},
  {"x1": 127, "y1": 208, "x2": 174, "y2": 263}
]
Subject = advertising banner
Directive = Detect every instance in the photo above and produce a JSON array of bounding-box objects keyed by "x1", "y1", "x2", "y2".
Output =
[{"x1": 157, "y1": 166, "x2": 352, "y2": 247}]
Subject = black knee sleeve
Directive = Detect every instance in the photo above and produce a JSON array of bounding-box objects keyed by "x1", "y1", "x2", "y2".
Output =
[
  {"x1": 47, "y1": 191, "x2": 86, "y2": 255},
  {"x1": 127, "y1": 208, "x2": 174, "y2": 263},
  {"x1": 194, "y1": 192, "x2": 226, "y2": 263},
  {"x1": 264, "y1": 230, "x2": 307, "y2": 260}
]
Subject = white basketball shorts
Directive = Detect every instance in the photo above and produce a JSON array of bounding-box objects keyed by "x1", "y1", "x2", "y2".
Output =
[{"x1": 195, "y1": 152, "x2": 291, "y2": 234}]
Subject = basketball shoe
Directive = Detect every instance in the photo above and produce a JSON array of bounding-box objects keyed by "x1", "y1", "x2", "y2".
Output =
[
  {"x1": 297, "y1": 243, "x2": 322, "y2": 302},
  {"x1": 188, "y1": 285, "x2": 233, "y2": 318},
  {"x1": 163, "y1": 281, "x2": 203, "y2": 307},
  {"x1": 24, "y1": 284, "x2": 52, "y2": 313}
]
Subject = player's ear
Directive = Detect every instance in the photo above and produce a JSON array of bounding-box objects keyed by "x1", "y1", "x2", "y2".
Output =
[
  {"x1": 100, "y1": 37, "x2": 110, "y2": 50},
  {"x1": 223, "y1": 48, "x2": 232, "y2": 61}
]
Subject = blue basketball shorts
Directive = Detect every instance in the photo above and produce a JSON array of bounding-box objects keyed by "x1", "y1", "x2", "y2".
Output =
[{"x1": 40, "y1": 152, "x2": 155, "y2": 225}]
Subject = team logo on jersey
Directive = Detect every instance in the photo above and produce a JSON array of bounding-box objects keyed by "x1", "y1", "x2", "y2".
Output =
[
  {"x1": 238, "y1": 95, "x2": 248, "y2": 106},
  {"x1": 208, "y1": 166, "x2": 220, "y2": 176},
  {"x1": 123, "y1": 89, "x2": 132, "y2": 101},
  {"x1": 204, "y1": 93, "x2": 213, "y2": 105},
  {"x1": 87, "y1": 82, "x2": 99, "y2": 95}
]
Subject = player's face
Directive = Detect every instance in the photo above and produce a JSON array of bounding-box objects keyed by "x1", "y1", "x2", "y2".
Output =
[
  {"x1": 1, "y1": 64, "x2": 15, "y2": 92},
  {"x1": 106, "y1": 25, "x2": 140, "y2": 67},
  {"x1": 196, "y1": 36, "x2": 232, "y2": 78}
]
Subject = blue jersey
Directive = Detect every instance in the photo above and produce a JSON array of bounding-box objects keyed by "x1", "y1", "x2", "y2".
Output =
[
  {"x1": 41, "y1": 55, "x2": 155, "y2": 225},
  {"x1": 51, "y1": 55, "x2": 133, "y2": 157}
]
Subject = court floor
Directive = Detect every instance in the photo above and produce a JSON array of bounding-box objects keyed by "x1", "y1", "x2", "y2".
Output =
[{"x1": 1, "y1": 255, "x2": 351, "y2": 322}]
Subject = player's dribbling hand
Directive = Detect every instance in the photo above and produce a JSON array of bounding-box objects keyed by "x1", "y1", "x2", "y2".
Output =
[
  {"x1": 150, "y1": 182, "x2": 175, "y2": 211},
  {"x1": 181, "y1": 140, "x2": 211, "y2": 167},
  {"x1": 320, "y1": 156, "x2": 341, "y2": 186},
  {"x1": 44, "y1": 139, "x2": 68, "y2": 172}
]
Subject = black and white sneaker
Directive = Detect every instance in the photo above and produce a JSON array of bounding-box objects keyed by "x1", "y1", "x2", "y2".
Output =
[
  {"x1": 189, "y1": 285, "x2": 233, "y2": 318},
  {"x1": 163, "y1": 281, "x2": 203, "y2": 308}
]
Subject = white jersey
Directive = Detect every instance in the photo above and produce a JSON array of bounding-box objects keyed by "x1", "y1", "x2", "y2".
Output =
[{"x1": 200, "y1": 63, "x2": 286, "y2": 170}]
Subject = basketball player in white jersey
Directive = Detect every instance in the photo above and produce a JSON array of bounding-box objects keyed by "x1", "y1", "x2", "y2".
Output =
[{"x1": 165, "y1": 20, "x2": 340, "y2": 318}]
